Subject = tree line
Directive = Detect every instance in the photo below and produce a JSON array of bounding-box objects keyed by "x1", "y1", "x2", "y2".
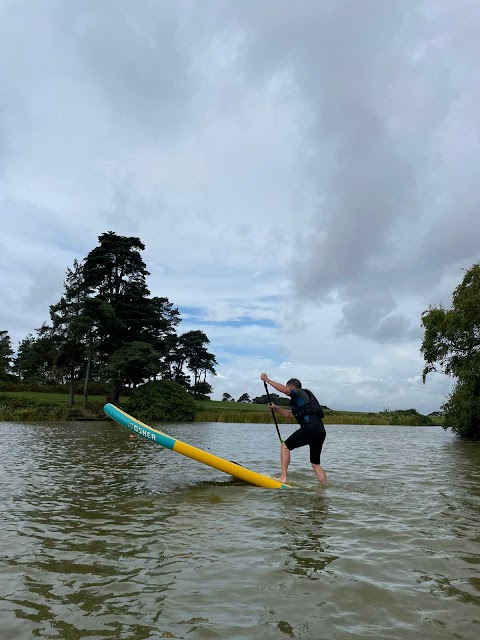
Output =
[
  {"x1": 421, "y1": 262, "x2": 480, "y2": 439},
  {"x1": 1, "y1": 254, "x2": 479, "y2": 437},
  {"x1": 0, "y1": 232, "x2": 217, "y2": 405},
  {"x1": 221, "y1": 392, "x2": 291, "y2": 405}
]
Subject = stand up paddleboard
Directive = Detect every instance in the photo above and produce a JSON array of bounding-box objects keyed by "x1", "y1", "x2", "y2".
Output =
[{"x1": 104, "y1": 403, "x2": 290, "y2": 489}]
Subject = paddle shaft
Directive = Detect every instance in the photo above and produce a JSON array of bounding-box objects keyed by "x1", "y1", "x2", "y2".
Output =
[{"x1": 264, "y1": 381, "x2": 283, "y2": 443}]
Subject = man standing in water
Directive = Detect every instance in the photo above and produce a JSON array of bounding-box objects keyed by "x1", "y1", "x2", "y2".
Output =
[{"x1": 260, "y1": 373, "x2": 327, "y2": 485}]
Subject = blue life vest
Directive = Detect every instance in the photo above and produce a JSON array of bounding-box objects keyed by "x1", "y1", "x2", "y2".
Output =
[{"x1": 291, "y1": 389, "x2": 324, "y2": 423}]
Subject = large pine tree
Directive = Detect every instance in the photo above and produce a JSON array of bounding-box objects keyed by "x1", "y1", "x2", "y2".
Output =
[
  {"x1": 0, "y1": 330, "x2": 14, "y2": 379},
  {"x1": 82, "y1": 232, "x2": 181, "y2": 402},
  {"x1": 12, "y1": 231, "x2": 216, "y2": 405}
]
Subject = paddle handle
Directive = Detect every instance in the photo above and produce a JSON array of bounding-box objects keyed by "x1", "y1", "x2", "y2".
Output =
[{"x1": 264, "y1": 381, "x2": 283, "y2": 443}]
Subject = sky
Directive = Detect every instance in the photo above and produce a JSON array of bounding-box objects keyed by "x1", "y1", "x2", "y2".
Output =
[{"x1": 1, "y1": 0, "x2": 479, "y2": 413}]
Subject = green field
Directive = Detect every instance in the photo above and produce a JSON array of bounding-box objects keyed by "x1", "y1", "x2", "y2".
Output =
[
  {"x1": 0, "y1": 391, "x2": 442, "y2": 426},
  {"x1": 196, "y1": 400, "x2": 272, "y2": 412},
  {"x1": 0, "y1": 391, "x2": 123, "y2": 405},
  {"x1": 193, "y1": 400, "x2": 388, "y2": 424},
  {"x1": 193, "y1": 400, "x2": 441, "y2": 426}
]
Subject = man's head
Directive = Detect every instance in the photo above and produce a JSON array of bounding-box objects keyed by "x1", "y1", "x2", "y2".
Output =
[{"x1": 286, "y1": 378, "x2": 302, "y2": 389}]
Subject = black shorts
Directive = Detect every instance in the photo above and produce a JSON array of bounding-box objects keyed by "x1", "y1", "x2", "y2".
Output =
[{"x1": 285, "y1": 425, "x2": 326, "y2": 465}]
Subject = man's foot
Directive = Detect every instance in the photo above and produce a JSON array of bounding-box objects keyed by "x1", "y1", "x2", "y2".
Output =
[{"x1": 274, "y1": 476, "x2": 287, "y2": 483}]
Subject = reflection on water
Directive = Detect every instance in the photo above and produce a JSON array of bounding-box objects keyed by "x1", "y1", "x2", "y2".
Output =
[
  {"x1": 0, "y1": 421, "x2": 479, "y2": 639},
  {"x1": 281, "y1": 491, "x2": 336, "y2": 578}
]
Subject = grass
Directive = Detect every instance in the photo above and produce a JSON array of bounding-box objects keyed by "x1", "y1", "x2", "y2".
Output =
[
  {"x1": 0, "y1": 391, "x2": 129, "y2": 422},
  {"x1": 193, "y1": 401, "x2": 442, "y2": 426},
  {"x1": 195, "y1": 401, "x2": 387, "y2": 425},
  {"x1": 195, "y1": 400, "x2": 272, "y2": 412},
  {"x1": 0, "y1": 391, "x2": 111, "y2": 404},
  {"x1": 195, "y1": 409, "x2": 387, "y2": 425},
  {"x1": 0, "y1": 392, "x2": 442, "y2": 426}
]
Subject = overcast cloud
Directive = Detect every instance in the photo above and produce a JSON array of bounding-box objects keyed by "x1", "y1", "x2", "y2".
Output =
[{"x1": 1, "y1": 0, "x2": 479, "y2": 413}]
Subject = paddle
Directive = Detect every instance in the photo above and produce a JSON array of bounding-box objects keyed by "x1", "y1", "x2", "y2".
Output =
[{"x1": 264, "y1": 381, "x2": 283, "y2": 443}]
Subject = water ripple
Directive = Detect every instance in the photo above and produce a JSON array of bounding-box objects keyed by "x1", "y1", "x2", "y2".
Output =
[{"x1": 1, "y1": 421, "x2": 479, "y2": 639}]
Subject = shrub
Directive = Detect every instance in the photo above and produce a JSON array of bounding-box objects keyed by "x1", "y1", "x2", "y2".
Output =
[
  {"x1": 442, "y1": 379, "x2": 480, "y2": 438},
  {"x1": 127, "y1": 380, "x2": 196, "y2": 422},
  {"x1": 381, "y1": 408, "x2": 433, "y2": 426}
]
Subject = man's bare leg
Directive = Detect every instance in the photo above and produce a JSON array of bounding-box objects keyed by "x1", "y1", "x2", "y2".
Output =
[
  {"x1": 276, "y1": 442, "x2": 290, "y2": 483},
  {"x1": 311, "y1": 463, "x2": 327, "y2": 485}
]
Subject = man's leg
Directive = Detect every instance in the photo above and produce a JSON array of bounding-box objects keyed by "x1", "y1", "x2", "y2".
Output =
[
  {"x1": 277, "y1": 442, "x2": 290, "y2": 483},
  {"x1": 310, "y1": 438, "x2": 327, "y2": 485},
  {"x1": 311, "y1": 463, "x2": 327, "y2": 485}
]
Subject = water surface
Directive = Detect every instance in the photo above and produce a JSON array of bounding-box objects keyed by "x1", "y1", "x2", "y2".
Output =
[{"x1": 0, "y1": 420, "x2": 479, "y2": 639}]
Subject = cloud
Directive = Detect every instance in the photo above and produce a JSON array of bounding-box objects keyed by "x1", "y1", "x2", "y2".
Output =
[
  {"x1": 335, "y1": 293, "x2": 422, "y2": 343},
  {"x1": 0, "y1": 0, "x2": 478, "y2": 414},
  {"x1": 205, "y1": 0, "x2": 480, "y2": 340}
]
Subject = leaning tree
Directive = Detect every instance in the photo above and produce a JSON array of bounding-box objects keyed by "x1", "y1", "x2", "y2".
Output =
[{"x1": 421, "y1": 263, "x2": 480, "y2": 438}]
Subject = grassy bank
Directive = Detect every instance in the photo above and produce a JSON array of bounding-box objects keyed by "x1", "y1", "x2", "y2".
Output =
[
  {"x1": 0, "y1": 392, "x2": 442, "y2": 426},
  {"x1": 0, "y1": 394, "x2": 71, "y2": 421},
  {"x1": 0, "y1": 392, "x2": 126, "y2": 422},
  {"x1": 196, "y1": 407, "x2": 388, "y2": 425},
  {"x1": 194, "y1": 401, "x2": 440, "y2": 426}
]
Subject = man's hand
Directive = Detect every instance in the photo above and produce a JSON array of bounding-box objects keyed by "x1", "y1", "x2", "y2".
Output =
[
  {"x1": 261, "y1": 373, "x2": 291, "y2": 396},
  {"x1": 268, "y1": 403, "x2": 293, "y2": 419}
]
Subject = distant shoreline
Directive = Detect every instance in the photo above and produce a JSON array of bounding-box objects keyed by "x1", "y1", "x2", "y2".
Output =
[{"x1": 0, "y1": 391, "x2": 443, "y2": 426}]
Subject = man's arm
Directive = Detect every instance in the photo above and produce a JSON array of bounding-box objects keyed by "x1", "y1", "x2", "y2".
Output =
[
  {"x1": 260, "y1": 373, "x2": 291, "y2": 396},
  {"x1": 269, "y1": 403, "x2": 293, "y2": 418}
]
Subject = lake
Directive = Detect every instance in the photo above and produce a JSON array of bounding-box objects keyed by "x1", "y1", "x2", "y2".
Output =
[{"x1": 0, "y1": 420, "x2": 479, "y2": 639}]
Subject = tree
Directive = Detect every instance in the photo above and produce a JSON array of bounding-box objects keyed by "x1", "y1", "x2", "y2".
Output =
[
  {"x1": 48, "y1": 259, "x2": 91, "y2": 404},
  {"x1": 47, "y1": 259, "x2": 121, "y2": 405},
  {"x1": 103, "y1": 341, "x2": 160, "y2": 389},
  {"x1": 13, "y1": 330, "x2": 59, "y2": 383},
  {"x1": 143, "y1": 297, "x2": 181, "y2": 349},
  {"x1": 222, "y1": 392, "x2": 233, "y2": 402},
  {"x1": 421, "y1": 263, "x2": 480, "y2": 438},
  {"x1": 237, "y1": 393, "x2": 251, "y2": 403},
  {"x1": 82, "y1": 232, "x2": 181, "y2": 402},
  {"x1": 83, "y1": 231, "x2": 150, "y2": 305},
  {"x1": 79, "y1": 297, "x2": 119, "y2": 407},
  {"x1": 0, "y1": 330, "x2": 14, "y2": 379},
  {"x1": 83, "y1": 232, "x2": 150, "y2": 354},
  {"x1": 190, "y1": 380, "x2": 213, "y2": 401},
  {"x1": 252, "y1": 393, "x2": 290, "y2": 407},
  {"x1": 128, "y1": 380, "x2": 196, "y2": 422},
  {"x1": 10, "y1": 231, "x2": 218, "y2": 406},
  {"x1": 175, "y1": 330, "x2": 217, "y2": 397},
  {"x1": 441, "y1": 377, "x2": 480, "y2": 437}
]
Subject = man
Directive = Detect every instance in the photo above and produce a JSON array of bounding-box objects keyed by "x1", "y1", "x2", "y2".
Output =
[{"x1": 261, "y1": 373, "x2": 327, "y2": 485}]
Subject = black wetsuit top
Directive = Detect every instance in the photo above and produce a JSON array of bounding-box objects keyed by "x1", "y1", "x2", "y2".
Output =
[{"x1": 285, "y1": 388, "x2": 326, "y2": 464}]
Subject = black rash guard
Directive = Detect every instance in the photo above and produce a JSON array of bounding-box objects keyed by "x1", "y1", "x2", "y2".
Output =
[
  {"x1": 289, "y1": 388, "x2": 325, "y2": 427},
  {"x1": 285, "y1": 387, "x2": 326, "y2": 465}
]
